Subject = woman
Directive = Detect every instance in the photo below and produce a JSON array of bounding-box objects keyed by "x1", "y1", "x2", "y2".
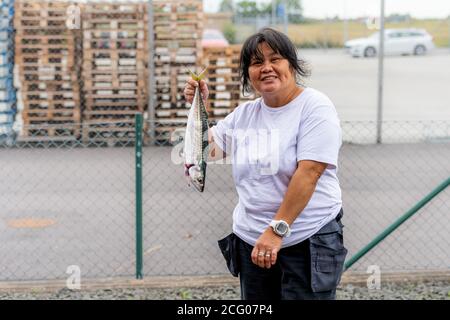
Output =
[{"x1": 184, "y1": 28, "x2": 347, "y2": 300}]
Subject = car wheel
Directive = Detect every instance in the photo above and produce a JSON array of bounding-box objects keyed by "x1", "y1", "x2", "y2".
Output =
[
  {"x1": 414, "y1": 45, "x2": 426, "y2": 56},
  {"x1": 364, "y1": 47, "x2": 377, "y2": 58}
]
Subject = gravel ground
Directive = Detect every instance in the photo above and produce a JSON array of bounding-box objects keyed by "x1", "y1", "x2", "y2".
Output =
[{"x1": 0, "y1": 281, "x2": 449, "y2": 300}]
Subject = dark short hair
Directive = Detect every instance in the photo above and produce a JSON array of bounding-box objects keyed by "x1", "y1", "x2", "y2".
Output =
[{"x1": 239, "y1": 28, "x2": 310, "y2": 94}]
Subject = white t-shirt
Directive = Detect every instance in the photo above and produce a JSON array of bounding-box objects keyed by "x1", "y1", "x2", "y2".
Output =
[{"x1": 211, "y1": 87, "x2": 342, "y2": 248}]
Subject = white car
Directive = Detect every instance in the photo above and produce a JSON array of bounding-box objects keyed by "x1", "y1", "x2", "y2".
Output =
[{"x1": 344, "y1": 29, "x2": 435, "y2": 58}]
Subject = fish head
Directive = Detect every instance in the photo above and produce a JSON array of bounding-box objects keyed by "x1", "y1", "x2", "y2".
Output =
[{"x1": 188, "y1": 165, "x2": 205, "y2": 192}]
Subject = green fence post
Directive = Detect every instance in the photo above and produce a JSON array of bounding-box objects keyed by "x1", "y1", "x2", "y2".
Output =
[
  {"x1": 135, "y1": 113, "x2": 143, "y2": 279},
  {"x1": 344, "y1": 176, "x2": 450, "y2": 271}
]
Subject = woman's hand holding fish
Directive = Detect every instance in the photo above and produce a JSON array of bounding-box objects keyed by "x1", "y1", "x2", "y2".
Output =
[{"x1": 184, "y1": 79, "x2": 209, "y2": 104}]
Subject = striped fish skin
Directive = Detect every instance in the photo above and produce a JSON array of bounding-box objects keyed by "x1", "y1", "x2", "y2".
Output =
[{"x1": 184, "y1": 70, "x2": 209, "y2": 192}]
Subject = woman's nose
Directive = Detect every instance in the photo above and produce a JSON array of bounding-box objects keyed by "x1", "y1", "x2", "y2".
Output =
[{"x1": 261, "y1": 60, "x2": 273, "y2": 72}]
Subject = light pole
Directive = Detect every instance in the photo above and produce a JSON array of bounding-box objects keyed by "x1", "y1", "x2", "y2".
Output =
[
  {"x1": 343, "y1": 0, "x2": 349, "y2": 44},
  {"x1": 272, "y1": 0, "x2": 276, "y2": 27},
  {"x1": 283, "y1": 0, "x2": 288, "y2": 34},
  {"x1": 376, "y1": 0, "x2": 385, "y2": 144}
]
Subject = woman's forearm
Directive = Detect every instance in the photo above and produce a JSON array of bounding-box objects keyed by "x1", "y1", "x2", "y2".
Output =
[{"x1": 273, "y1": 160, "x2": 327, "y2": 225}]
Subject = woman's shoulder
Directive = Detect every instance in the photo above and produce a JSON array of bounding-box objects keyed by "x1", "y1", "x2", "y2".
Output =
[
  {"x1": 301, "y1": 87, "x2": 334, "y2": 107},
  {"x1": 300, "y1": 88, "x2": 339, "y2": 120}
]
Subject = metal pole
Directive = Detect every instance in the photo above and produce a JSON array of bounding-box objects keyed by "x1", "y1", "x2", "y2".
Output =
[
  {"x1": 283, "y1": 0, "x2": 288, "y2": 35},
  {"x1": 344, "y1": 177, "x2": 450, "y2": 271},
  {"x1": 343, "y1": 0, "x2": 349, "y2": 44},
  {"x1": 147, "y1": 0, "x2": 156, "y2": 145},
  {"x1": 376, "y1": 0, "x2": 385, "y2": 144},
  {"x1": 272, "y1": 0, "x2": 276, "y2": 27},
  {"x1": 135, "y1": 113, "x2": 143, "y2": 279}
]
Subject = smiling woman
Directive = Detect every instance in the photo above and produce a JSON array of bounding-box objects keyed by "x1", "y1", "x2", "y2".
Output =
[{"x1": 184, "y1": 28, "x2": 347, "y2": 300}]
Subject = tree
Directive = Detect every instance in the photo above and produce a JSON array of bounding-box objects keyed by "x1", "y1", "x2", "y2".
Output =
[
  {"x1": 235, "y1": 0, "x2": 260, "y2": 18},
  {"x1": 219, "y1": 0, "x2": 234, "y2": 13},
  {"x1": 260, "y1": 0, "x2": 304, "y2": 23},
  {"x1": 222, "y1": 22, "x2": 237, "y2": 44}
]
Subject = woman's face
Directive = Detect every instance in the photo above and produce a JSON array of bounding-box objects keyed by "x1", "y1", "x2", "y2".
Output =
[{"x1": 248, "y1": 42, "x2": 295, "y2": 95}]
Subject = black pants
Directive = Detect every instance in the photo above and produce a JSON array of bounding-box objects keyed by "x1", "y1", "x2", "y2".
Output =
[{"x1": 237, "y1": 210, "x2": 347, "y2": 300}]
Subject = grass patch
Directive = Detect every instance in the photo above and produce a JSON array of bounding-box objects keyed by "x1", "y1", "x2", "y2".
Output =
[{"x1": 231, "y1": 19, "x2": 450, "y2": 48}]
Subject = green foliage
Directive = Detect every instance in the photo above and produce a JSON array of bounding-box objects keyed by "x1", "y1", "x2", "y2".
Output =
[
  {"x1": 235, "y1": 0, "x2": 260, "y2": 17},
  {"x1": 222, "y1": 22, "x2": 237, "y2": 44},
  {"x1": 258, "y1": 0, "x2": 304, "y2": 22},
  {"x1": 233, "y1": 0, "x2": 304, "y2": 18},
  {"x1": 179, "y1": 289, "x2": 192, "y2": 300},
  {"x1": 219, "y1": 0, "x2": 234, "y2": 12}
]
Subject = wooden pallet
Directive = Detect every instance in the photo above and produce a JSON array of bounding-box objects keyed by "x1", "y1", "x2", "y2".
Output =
[
  {"x1": 150, "y1": 119, "x2": 192, "y2": 145},
  {"x1": 15, "y1": 55, "x2": 76, "y2": 67},
  {"x1": 83, "y1": 38, "x2": 146, "y2": 50},
  {"x1": 83, "y1": 30, "x2": 146, "y2": 41},
  {"x1": 15, "y1": 0, "x2": 71, "y2": 11},
  {"x1": 15, "y1": 35, "x2": 76, "y2": 45},
  {"x1": 83, "y1": 49, "x2": 147, "y2": 62},
  {"x1": 83, "y1": 20, "x2": 146, "y2": 30},
  {"x1": 83, "y1": 2, "x2": 147, "y2": 14},
  {"x1": 22, "y1": 114, "x2": 81, "y2": 124},
  {"x1": 18, "y1": 72, "x2": 78, "y2": 83},
  {"x1": 199, "y1": 45, "x2": 258, "y2": 119},
  {"x1": 153, "y1": 1, "x2": 203, "y2": 16},
  {"x1": 14, "y1": 18, "x2": 68, "y2": 29},
  {"x1": 21, "y1": 123, "x2": 81, "y2": 139},
  {"x1": 81, "y1": 118, "x2": 143, "y2": 143}
]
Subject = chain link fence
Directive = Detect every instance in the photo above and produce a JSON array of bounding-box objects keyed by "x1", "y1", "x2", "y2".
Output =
[
  {"x1": 0, "y1": 118, "x2": 449, "y2": 281},
  {"x1": 0, "y1": 122, "x2": 137, "y2": 281},
  {"x1": 142, "y1": 120, "x2": 450, "y2": 277},
  {"x1": 340, "y1": 121, "x2": 450, "y2": 272}
]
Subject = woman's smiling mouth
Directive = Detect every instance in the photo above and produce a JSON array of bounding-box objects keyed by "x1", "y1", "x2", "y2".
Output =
[{"x1": 261, "y1": 75, "x2": 277, "y2": 81}]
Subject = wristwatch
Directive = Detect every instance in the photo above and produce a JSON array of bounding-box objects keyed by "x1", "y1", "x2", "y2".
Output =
[{"x1": 269, "y1": 220, "x2": 291, "y2": 237}]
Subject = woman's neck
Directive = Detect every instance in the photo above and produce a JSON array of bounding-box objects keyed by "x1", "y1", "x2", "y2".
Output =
[{"x1": 262, "y1": 85, "x2": 303, "y2": 108}]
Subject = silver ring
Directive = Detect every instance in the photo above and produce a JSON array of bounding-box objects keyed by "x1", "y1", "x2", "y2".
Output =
[
  {"x1": 265, "y1": 253, "x2": 271, "y2": 257},
  {"x1": 258, "y1": 252, "x2": 265, "y2": 257}
]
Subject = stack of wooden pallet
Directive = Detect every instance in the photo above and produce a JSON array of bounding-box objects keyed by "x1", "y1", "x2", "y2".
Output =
[
  {"x1": 201, "y1": 45, "x2": 258, "y2": 121},
  {"x1": 0, "y1": 0, "x2": 16, "y2": 139},
  {"x1": 81, "y1": 1, "x2": 148, "y2": 143},
  {"x1": 14, "y1": 0, "x2": 81, "y2": 141},
  {"x1": 203, "y1": 45, "x2": 241, "y2": 120},
  {"x1": 152, "y1": 0, "x2": 203, "y2": 144}
]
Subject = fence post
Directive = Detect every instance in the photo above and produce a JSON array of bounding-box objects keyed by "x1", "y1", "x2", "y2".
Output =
[{"x1": 135, "y1": 113, "x2": 143, "y2": 279}]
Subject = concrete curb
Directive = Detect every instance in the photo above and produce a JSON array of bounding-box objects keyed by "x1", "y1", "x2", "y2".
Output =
[{"x1": 0, "y1": 271, "x2": 448, "y2": 293}]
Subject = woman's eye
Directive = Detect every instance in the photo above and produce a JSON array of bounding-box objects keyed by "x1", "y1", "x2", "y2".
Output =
[{"x1": 251, "y1": 60, "x2": 262, "y2": 65}]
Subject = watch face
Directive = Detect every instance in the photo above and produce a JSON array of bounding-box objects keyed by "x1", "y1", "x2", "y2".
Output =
[{"x1": 276, "y1": 222, "x2": 288, "y2": 235}]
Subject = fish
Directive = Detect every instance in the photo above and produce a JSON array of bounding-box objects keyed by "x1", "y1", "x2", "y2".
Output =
[{"x1": 184, "y1": 68, "x2": 209, "y2": 192}]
